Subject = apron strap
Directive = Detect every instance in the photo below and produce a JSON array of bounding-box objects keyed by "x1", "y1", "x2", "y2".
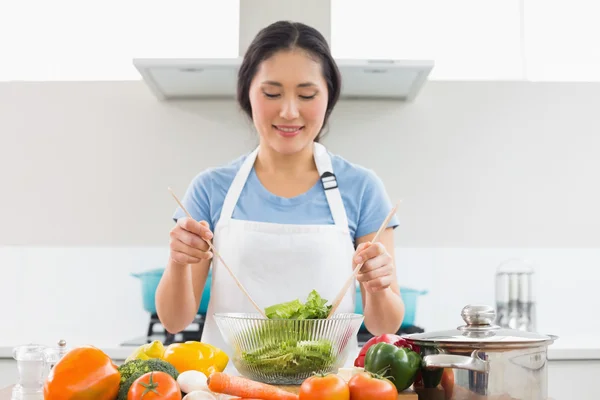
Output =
[
  {"x1": 220, "y1": 146, "x2": 259, "y2": 222},
  {"x1": 313, "y1": 142, "x2": 350, "y2": 233},
  {"x1": 220, "y1": 143, "x2": 350, "y2": 234}
]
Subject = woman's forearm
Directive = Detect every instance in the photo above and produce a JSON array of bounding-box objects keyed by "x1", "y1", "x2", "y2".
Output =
[
  {"x1": 363, "y1": 288, "x2": 405, "y2": 336},
  {"x1": 155, "y1": 259, "x2": 208, "y2": 333}
]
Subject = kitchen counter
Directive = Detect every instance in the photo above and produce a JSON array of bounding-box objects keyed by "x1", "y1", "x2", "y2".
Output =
[
  {"x1": 545, "y1": 334, "x2": 600, "y2": 360},
  {"x1": 0, "y1": 384, "x2": 561, "y2": 400},
  {"x1": 1, "y1": 333, "x2": 598, "y2": 361},
  {"x1": 0, "y1": 344, "x2": 133, "y2": 361},
  {"x1": 0, "y1": 386, "x2": 11, "y2": 399},
  {"x1": 0, "y1": 335, "x2": 596, "y2": 399}
]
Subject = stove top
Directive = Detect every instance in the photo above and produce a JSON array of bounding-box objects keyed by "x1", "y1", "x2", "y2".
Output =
[
  {"x1": 121, "y1": 313, "x2": 204, "y2": 347},
  {"x1": 121, "y1": 313, "x2": 425, "y2": 347}
]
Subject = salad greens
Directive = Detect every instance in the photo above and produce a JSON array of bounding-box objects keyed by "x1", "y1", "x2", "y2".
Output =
[
  {"x1": 240, "y1": 290, "x2": 336, "y2": 378},
  {"x1": 241, "y1": 338, "x2": 334, "y2": 377},
  {"x1": 264, "y1": 289, "x2": 332, "y2": 319}
]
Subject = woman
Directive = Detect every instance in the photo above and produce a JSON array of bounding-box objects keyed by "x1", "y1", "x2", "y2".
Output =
[{"x1": 156, "y1": 20, "x2": 405, "y2": 367}]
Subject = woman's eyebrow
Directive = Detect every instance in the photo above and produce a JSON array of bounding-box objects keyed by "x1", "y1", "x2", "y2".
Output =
[{"x1": 261, "y1": 80, "x2": 317, "y2": 88}]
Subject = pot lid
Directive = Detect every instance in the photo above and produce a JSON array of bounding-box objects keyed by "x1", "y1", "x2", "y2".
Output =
[{"x1": 406, "y1": 305, "x2": 557, "y2": 347}]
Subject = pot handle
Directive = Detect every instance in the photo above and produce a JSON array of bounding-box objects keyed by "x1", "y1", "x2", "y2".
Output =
[{"x1": 422, "y1": 350, "x2": 489, "y2": 373}]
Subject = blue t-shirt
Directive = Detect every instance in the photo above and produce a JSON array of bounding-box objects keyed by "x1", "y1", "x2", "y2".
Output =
[{"x1": 172, "y1": 150, "x2": 399, "y2": 243}]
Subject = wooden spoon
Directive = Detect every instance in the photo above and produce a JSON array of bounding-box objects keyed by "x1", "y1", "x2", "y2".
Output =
[
  {"x1": 168, "y1": 187, "x2": 267, "y2": 319},
  {"x1": 327, "y1": 200, "x2": 401, "y2": 319}
]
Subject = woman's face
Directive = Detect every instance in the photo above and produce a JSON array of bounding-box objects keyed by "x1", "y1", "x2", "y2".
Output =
[{"x1": 248, "y1": 49, "x2": 329, "y2": 156}]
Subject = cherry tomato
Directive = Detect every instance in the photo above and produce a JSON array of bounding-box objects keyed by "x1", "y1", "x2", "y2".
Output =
[
  {"x1": 348, "y1": 371, "x2": 398, "y2": 400},
  {"x1": 127, "y1": 371, "x2": 181, "y2": 400},
  {"x1": 299, "y1": 373, "x2": 349, "y2": 400}
]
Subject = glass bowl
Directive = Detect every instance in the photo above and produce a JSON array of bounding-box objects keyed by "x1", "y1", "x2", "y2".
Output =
[{"x1": 214, "y1": 312, "x2": 364, "y2": 385}]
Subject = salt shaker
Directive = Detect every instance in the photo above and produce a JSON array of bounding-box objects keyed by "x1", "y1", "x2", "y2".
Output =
[{"x1": 11, "y1": 344, "x2": 47, "y2": 400}]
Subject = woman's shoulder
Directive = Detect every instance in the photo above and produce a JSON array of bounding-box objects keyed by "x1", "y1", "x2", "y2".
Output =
[
  {"x1": 189, "y1": 154, "x2": 248, "y2": 191},
  {"x1": 329, "y1": 151, "x2": 399, "y2": 237},
  {"x1": 329, "y1": 153, "x2": 385, "y2": 190},
  {"x1": 173, "y1": 154, "x2": 249, "y2": 227}
]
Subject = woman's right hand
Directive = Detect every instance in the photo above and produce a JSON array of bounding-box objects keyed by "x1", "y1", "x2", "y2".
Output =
[{"x1": 169, "y1": 217, "x2": 214, "y2": 265}]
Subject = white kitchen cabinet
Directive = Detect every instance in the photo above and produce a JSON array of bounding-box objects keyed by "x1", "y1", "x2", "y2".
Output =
[
  {"x1": 330, "y1": 0, "x2": 523, "y2": 81},
  {"x1": 548, "y1": 360, "x2": 599, "y2": 400},
  {"x1": 523, "y1": 0, "x2": 600, "y2": 82},
  {"x1": 0, "y1": 0, "x2": 240, "y2": 81},
  {"x1": 0, "y1": 360, "x2": 17, "y2": 391}
]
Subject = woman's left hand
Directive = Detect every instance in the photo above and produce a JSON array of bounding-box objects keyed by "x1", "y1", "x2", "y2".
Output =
[{"x1": 353, "y1": 241, "x2": 395, "y2": 293}]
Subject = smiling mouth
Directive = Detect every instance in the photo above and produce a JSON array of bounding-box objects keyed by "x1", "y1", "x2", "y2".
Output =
[{"x1": 273, "y1": 125, "x2": 304, "y2": 137}]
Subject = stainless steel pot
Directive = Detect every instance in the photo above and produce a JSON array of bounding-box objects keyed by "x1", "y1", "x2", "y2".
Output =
[{"x1": 405, "y1": 304, "x2": 557, "y2": 400}]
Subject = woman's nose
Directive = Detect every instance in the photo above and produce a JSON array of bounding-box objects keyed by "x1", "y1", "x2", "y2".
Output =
[{"x1": 279, "y1": 98, "x2": 300, "y2": 120}]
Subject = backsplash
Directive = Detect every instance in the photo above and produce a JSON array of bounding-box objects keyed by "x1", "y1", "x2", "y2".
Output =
[{"x1": 0, "y1": 245, "x2": 595, "y2": 349}]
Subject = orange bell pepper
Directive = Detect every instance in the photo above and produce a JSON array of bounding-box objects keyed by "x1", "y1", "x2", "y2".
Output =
[
  {"x1": 163, "y1": 341, "x2": 228, "y2": 375},
  {"x1": 44, "y1": 345, "x2": 121, "y2": 400}
]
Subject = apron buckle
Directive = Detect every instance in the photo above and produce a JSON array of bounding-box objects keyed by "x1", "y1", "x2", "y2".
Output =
[{"x1": 321, "y1": 171, "x2": 338, "y2": 191}]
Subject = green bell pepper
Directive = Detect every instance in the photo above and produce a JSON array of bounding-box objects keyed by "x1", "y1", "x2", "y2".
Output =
[{"x1": 364, "y1": 342, "x2": 422, "y2": 392}]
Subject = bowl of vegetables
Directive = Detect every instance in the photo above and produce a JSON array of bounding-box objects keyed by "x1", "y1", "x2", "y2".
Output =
[{"x1": 214, "y1": 290, "x2": 364, "y2": 385}]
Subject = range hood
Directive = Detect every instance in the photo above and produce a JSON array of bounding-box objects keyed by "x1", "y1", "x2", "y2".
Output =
[
  {"x1": 132, "y1": 0, "x2": 434, "y2": 102},
  {"x1": 133, "y1": 57, "x2": 434, "y2": 101}
]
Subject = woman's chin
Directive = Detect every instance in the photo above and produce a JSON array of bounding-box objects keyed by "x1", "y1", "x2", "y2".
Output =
[{"x1": 265, "y1": 135, "x2": 314, "y2": 155}]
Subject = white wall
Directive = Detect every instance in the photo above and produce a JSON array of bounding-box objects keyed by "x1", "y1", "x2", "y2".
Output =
[{"x1": 1, "y1": 80, "x2": 599, "y2": 349}]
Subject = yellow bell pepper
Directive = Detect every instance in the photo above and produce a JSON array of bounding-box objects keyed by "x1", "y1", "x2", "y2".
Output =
[
  {"x1": 125, "y1": 340, "x2": 166, "y2": 362},
  {"x1": 162, "y1": 341, "x2": 228, "y2": 375}
]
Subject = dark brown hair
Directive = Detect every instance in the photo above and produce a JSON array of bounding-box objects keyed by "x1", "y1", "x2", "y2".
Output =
[{"x1": 237, "y1": 20, "x2": 342, "y2": 142}]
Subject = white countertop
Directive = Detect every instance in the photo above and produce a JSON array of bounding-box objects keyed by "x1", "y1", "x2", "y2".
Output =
[
  {"x1": 0, "y1": 342, "x2": 133, "y2": 361},
  {"x1": 546, "y1": 334, "x2": 600, "y2": 361},
  {"x1": 1, "y1": 334, "x2": 598, "y2": 361}
]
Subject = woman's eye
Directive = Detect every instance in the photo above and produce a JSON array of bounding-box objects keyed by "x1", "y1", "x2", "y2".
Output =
[{"x1": 262, "y1": 92, "x2": 316, "y2": 100}]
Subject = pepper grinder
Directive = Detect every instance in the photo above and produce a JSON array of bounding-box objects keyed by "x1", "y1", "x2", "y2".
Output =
[
  {"x1": 495, "y1": 258, "x2": 536, "y2": 332},
  {"x1": 45, "y1": 339, "x2": 68, "y2": 373},
  {"x1": 518, "y1": 272, "x2": 536, "y2": 332},
  {"x1": 495, "y1": 268, "x2": 510, "y2": 328}
]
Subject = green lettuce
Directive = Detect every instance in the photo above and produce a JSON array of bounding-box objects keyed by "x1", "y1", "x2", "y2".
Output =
[
  {"x1": 240, "y1": 290, "x2": 336, "y2": 379},
  {"x1": 241, "y1": 337, "x2": 335, "y2": 378},
  {"x1": 264, "y1": 289, "x2": 332, "y2": 320}
]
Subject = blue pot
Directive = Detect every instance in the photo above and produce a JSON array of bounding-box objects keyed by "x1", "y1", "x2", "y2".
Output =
[
  {"x1": 353, "y1": 284, "x2": 428, "y2": 328},
  {"x1": 132, "y1": 268, "x2": 426, "y2": 328},
  {"x1": 131, "y1": 268, "x2": 211, "y2": 315}
]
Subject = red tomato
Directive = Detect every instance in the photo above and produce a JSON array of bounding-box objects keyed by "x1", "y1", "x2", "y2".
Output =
[
  {"x1": 348, "y1": 371, "x2": 398, "y2": 400},
  {"x1": 299, "y1": 373, "x2": 349, "y2": 400},
  {"x1": 127, "y1": 371, "x2": 181, "y2": 400},
  {"x1": 441, "y1": 368, "x2": 455, "y2": 400}
]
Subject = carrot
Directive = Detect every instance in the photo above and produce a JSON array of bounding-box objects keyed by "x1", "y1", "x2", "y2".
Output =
[{"x1": 207, "y1": 372, "x2": 299, "y2": 400}]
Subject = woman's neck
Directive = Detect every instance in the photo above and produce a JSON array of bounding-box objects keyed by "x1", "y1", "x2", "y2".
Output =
[{"x1": 255, "y1": 143, "x2": 316, "y2": 177}]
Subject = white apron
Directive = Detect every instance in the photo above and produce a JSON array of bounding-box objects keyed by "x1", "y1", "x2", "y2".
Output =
[{"x1": 200, "y1": 142, "x2": 359, "y2": 371}]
